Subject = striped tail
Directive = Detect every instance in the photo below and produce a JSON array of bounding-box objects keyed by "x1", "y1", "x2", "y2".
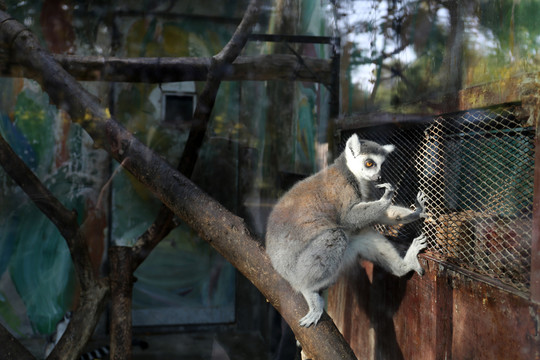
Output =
[{"x1": 80, "y1": 346, "x2": 109, "y2": 360}]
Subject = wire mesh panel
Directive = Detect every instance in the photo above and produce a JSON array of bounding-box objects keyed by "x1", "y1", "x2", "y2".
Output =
[
  {"x1": 419, "y1": 105, "x2": 534, "y2": 293},
  {"x1": 338, "y1": 104, "x2": 535, "y2": 294}
]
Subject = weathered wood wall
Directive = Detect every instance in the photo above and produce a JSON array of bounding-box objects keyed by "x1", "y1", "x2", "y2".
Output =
[{"x1": 328, "y1": 255, "x2": 540, "y2": 360}]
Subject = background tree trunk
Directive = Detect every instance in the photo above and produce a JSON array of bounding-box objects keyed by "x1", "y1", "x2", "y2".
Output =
[{"x1": 109, "y1": 247, "x2": 134, "y2": 360}]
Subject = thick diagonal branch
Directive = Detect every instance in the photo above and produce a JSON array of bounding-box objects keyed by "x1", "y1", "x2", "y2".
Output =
[{"x1": 0, "y1": 9, "x2": 356, "y2": 360}]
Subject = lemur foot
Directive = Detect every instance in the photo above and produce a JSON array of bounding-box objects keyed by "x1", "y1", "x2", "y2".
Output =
[
  {"x1": 299, "y1": 309, "x2": 323, "y2": 328},
  {"x1": 412, "y1": 234, "x2": 427, "y2": 250},
  {"x1": 415, "y1": 191, "x2": 428, "y2": 218},
  {"x1": 409, "y1": 234, "x2": 427, "y2": 275}
]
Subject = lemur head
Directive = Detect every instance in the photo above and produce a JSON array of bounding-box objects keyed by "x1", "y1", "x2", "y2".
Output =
[{"x1": 344, "y1": 134, "x2": 395, "y2": 182}]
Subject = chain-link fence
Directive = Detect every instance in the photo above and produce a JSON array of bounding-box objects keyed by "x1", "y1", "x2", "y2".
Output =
[{"x1": 338, "y1": 104, "x2": 535, "y2": 294}]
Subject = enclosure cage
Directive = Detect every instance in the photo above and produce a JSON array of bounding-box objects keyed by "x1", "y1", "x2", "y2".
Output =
[{"x1": 336, "y1": 103, "x2": 535, "y2": 296}]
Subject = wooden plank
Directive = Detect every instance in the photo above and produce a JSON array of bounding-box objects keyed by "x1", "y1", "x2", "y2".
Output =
[
  {"x1": 450, "y1": 272, "x2": 538, "y2": 359},
  {"x1": 433, "y1": 261, "x2": 454, "y2": 359},
  {"x1": 327, "y1": 260, "x2": 374, "y2": 359},
  {"x1": 518, "y1": 73, "x2": 540, "y2": 302},
  {"x1": 392, "y1": 259, "x2": 444, "y2": 360},
  {"x1": 458, "y1": 75, "x2": 524, "y2": 111},
  {"x1": 328, "y1": 256, "x2": 540, "y2": 360}
]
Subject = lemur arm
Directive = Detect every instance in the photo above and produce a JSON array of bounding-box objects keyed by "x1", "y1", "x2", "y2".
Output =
[
  {"x1": 342, "y1": 183, "x2": 394, "y2": 228},
  {"x1": 378, "y1": 190, "x2": 427, "y2": 225}
]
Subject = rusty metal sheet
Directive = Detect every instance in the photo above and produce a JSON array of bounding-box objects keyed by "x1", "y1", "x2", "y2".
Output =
[{"x1": 328, "y1": 255, "x2": 540, "y2": 360}]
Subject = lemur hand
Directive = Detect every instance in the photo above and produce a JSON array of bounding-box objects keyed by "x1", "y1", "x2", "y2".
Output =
[
  {"x1": 376, "y1": 183, "x2": 395, "y2": 201},
  {"x1": 414, "y1": 190, "x2": 427, "y2": 218}
]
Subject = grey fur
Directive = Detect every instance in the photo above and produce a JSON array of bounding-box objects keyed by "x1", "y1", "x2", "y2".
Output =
[{"x1": 265, "y1": 134, "x2": 427, "y2": 327}]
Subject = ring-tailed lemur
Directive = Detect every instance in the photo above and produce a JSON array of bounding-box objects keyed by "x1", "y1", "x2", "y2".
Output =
[
  {"x1": 265, "y1": 134, "x2": 427, "y2": 328},
  {"x1": 44, "y1": 311, "x2": 72, "y2": 358},
  {"x1": 44, "y1": 312, "x2": 149, "y2": 359}
]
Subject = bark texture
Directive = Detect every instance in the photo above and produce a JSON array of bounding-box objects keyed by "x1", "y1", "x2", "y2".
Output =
[{"x1": 109, "y1": 247, "x2": 134, "y2": 360}]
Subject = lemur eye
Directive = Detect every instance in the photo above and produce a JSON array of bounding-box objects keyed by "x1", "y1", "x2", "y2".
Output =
[{"x1": 365, "y1": 159, "x2": 375, "y2": 168}]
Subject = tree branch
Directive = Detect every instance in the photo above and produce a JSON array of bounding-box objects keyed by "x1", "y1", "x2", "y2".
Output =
[
  {"x1": 130, "y1": 205, "x2": 178, "y2": 271},
  {"x1": 0, "y1": 127, "x2": 110, "y2": 360},
  {"x1": 109, "y1": 247, "x2": 134, "y2": 360},
  {"x1": 0, "y1": 134, "x2": 95, "y2": 289},
  {"x1": 178, "y1": 0, "x2": 262, "y2": 176},
  {"x1": 48, "y1": 280, "x2": 109, "y2": 360},
  {"x1": 0, "y1": 54, "x2": 332, "y2": 84},
  {"x1": 350, "y1": 42, "x2": 409, "y2": 66},
  {"x1": 132, "y1": 0, "x2": 262, "y2": 268},
  {"x1": 0, "y1": 9, "x2": 356, "y2": 360}
]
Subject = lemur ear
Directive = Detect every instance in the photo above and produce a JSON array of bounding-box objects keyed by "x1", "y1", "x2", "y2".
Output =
[
  {"x1": 346, "y1": 134, "x2": 361, "y2": 158},
  {"x1": 383, "y1": 144, "x2": 395, "y2": 154}
]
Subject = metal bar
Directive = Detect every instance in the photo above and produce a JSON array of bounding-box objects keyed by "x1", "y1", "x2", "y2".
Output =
[
  {"x1": 248, "y1": 33, "x2": 339, "y2": 45},
  {"x1": 423, "y1": 253, "x2": 531, "y2": 300},
  {"x1": 439, "y1": 127, "x2": 535, "y2": 140},
  {"x1": 336, "y1": 113, "x2": 433, "y2": 130},
  {"x1": 111, "y1": 10, "x2": 242, "y2": 24},
  {"x1": 530, "y1": 120, "x2": 540, "y2": 303}
]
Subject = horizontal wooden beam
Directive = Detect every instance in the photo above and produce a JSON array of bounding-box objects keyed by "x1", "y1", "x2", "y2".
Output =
[{"x1": 0, "y1": 53, "x2": 332, "y2": 84}]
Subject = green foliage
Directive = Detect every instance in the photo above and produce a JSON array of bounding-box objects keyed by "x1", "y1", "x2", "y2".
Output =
[
  {"x1": 475, "y1": 0, "x2": 540, "y2": 54},
  {"x1": 346, "y1": 0, "x2": 540, "y2": 114}
]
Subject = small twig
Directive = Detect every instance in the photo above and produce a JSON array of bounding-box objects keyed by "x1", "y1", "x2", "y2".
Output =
[
  {"x1": 96, "y1": 157, "x2": 128, "y2": 212},
  {"x1": 131, "y1": 205, "x2": 177, "y2": 271}
]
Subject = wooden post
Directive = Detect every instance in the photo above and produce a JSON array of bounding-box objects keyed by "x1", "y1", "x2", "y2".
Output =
[
  {"x1": 531, "y1": 120, "x2": 540, "y2": 303},
  {"x1": 109, "y1": 246, "x2": 134, "y2": 360},
  {"x1": 521, "y1": 75, "x2": 540, "y2": 304}
]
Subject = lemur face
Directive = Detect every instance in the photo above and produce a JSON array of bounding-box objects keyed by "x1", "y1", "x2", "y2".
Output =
[
  {"x1": 344, "y1": 134, "x2": 395, "y2": 183},
  {"x1": 353, "y1": 153, "x2": 387, "y2": 181}
]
